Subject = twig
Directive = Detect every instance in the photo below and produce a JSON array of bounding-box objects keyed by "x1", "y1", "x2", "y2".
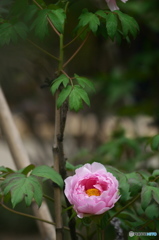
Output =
[
  {"x1": 63, "y1": 32, "x2": 90, "y2": 68},
  {"x1": 47, "y1": 16, "x2": 61, "y2": 37},
  {"x1": 63, "y1": 27, "x2": 87, "y2": 48},
  {"x1": 61, "y1": 69, "x2": 74, "y2": 87},
  {"x1": 0, "y1": 200, "x2": 84, "y2": 239},
  {"x1": 32, "y1": 0, "x2": 61, "y2": 37},
  {"x1": 0, "y1": 201, "x2": 55, "y2": 226},
  {"x1": 27, "y1": 39, "x2": 59, "y2": 61},
  {"x1": 107, "y1": 194, "x2": 140, "y2": 224},
  {"x1": 53, "y1": 91, "x2": 63, "y2": 240},
  {"x1": 32, "y1": 0, "x2": 42, "y2": 9}
]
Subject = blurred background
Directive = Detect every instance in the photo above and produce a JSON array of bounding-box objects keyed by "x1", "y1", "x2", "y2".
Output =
[{"x1": 0, "y1": 0, "x2": 159, "y2": 239}]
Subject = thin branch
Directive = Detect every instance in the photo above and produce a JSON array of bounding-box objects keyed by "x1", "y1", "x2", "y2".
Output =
[
  {"x1": 0, "y1": 201, "x2": 55, "y2": 226},
  {"x1": 43, "y1": 194, "x2": 67, "y2": 209},
  {"x1": 61, "y1": 69, "x2": 74, "y2": 86},
  {"x1": 63, "y1": 27, "x2": 87, "y2": 49},
  {"x1": 63, "y1": 32, "x2": 90, "y2": 68},
  {"x1": 32, "y1": 0, "x2": 61, "y2": 37},
  {"x1": 47, "y1": 17, "x2": 61, "y2": 37},
  {"x1": 53, "y1": 72, "x2": 77, "y2": 240},
  {"x1": 32, "y1": 0, "x2": 43, "y2": 9},
  {"x1": 27, "y1": 39, "x2": 59, "y2": 61},
  {"x1": 153, "y1": 175, "x2": 159, "y2": 182},
  {"x1": 107, "y1": 194, "x2": 140, "y2": 224},
  {"x1": 43, "y1": 194, "x2": 54, "y2": 203},
  {"x1": 0, "y1": 200, "x2": 84, "y2": 239},
  {"x1": 53, "y1": 91, "x2": 63, "y2": 240}
]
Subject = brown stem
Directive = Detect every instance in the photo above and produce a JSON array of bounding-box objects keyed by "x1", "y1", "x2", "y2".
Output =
[
  {"x1": 63, "y1": 33, "x2": 90, "y2": 69},
  {"x1": 32, "y1": 0, "x2": 42, "y2": 9},
  {"x1": 32, "y1": 0, "x2": 60, "y2": 37},
  {"x1": 27, "y1": 39, "x2": 59, "y2": 61},
  {"x1": 53, "y1": 91, "x2": 63, "y2": 240},
  {"x1": 0, "y1": 200, "x2": 84, "y2": 239},
  {"x1": 107, "y1": 194, "x2": 140, "y2": 224},
  {"x1": 63, "y1": 27, "x2": 87, "y2": 48},
  {"x1": 0, "y1": 200, "x2": 55, "y2": 226},
  {"x1": 60, "y1": 69, "x2": 74, "y2": 87},
  {"x1": 47, "y1": 17, "x2": 61, "y2": 37},
  {"x1": 53, "y1": 88, "x2": 78, "y2": 240}
]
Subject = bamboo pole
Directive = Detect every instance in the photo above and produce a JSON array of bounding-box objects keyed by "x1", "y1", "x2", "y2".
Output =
[{"x1": 0, "y1": 86, "x2": 56, "y2": 240}]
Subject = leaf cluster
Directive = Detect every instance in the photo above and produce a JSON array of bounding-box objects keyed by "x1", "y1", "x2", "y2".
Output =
[
  {"x1": 50, "y1": 74, "x2": 95, "y2": 111},
  {"x1": 0, "y1": 164, "x2": 63, "y2": 208},
  {"x1": 76, "y1": 9, "x2": 139, "y2": 43},
  {"x1": 105, "y1": 165, "x2": 159, "y2": 233},
  {"x1": 0, "y1": 0, "x2": 139, "y2": 46},
  {"x1": 0, "y1": 0, "x2": 66, "y2": 45}
]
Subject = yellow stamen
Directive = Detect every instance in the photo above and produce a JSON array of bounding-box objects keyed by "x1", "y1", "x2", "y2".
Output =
[{"x1": 86, "y1": 188, "x2": 101, "y2": 197}]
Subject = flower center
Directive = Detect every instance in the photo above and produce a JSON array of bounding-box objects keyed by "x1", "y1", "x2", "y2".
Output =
[{"x1": 85, "y1": 188, "x2": 101, "y2": 197}]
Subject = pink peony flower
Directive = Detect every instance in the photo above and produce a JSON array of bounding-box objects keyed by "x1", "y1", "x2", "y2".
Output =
[
  {"x1": 106, "y1": 0, "x2": 128, "y2": 11},
  {"x1": 64, "y1": 162, "x2": 120, "y2": 218}
]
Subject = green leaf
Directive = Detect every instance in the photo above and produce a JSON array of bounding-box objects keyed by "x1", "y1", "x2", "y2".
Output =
[
  {"x1": 137, "y1": 170, "x2": 151, "y2": 181},
  {"x1": 10, "y1": 0, "x2": 28, "y2": 17},
  {"x1": 57, "y1": 85, "x2": 72, "y2": 108},
  {"x1": 48, "y1": 9, "x2": 66, "y2": 33},
  {"x1": 141, "y1": 186, "x2": 152, "y2": 210},
  {"x1": 69, "y1": 87, "x2": 83, "y2": 111},
  {"x1": 78, "y1": 9, "x2": 100, "y2": 33},
  {"x1": 119, "y1": 210, "x2": 144, "y2": 225},
  {"x1": 13, "y1": 22, "x2": 28, "y2": 40},
  {"x1": 126, "y1": 172, "x2": 143, "y2": 196},
  {"x1": 0, "y1": 21, "x2": 28, "y2": 45},
  {"x1": 116, "y1": 10, "x2": 139, "y2": 38},
  {"x1": 1, "y1": 173, "x2": 43, "y2": 207},
  {"x1": 17, "y1": 164, "x2": 35, "y2": 175},
  {"x1": 28, "y1": 175, "x2": 43, "y2": 207},
  {"x1": 145, "y1": 203, "x2": 159, "y2": 219},
  {"x1": 0, "y1": 166, "x2": 14, "y2": 173},
  {"x1": 66, "y1": 161, "x2": 82, "y2": 171},
  {"x1": 127, "y1": 178, "x2": 142, "y2": 196},
  {"x1": 106, "y1": 13, "x2": 118, "y2": 40},
  {"x1": 152, "y1": 169, "x2": 159, "y2": 177},
  {"x1": 24, "y1": 4, "x2": 39, "y2": 22},
  {"x1": 95, "y1": 10, "x2": 107, "y2": 19},
  {"x1": 151, "y1": 135, "x2": 159, "y2": 151},
  {"x1": 31, "y1": 165, "x2": 64, "y2": 189},
  {"x1": 0, "y1": 22, "x2": 17, "y2": 45},
  {"x1": 152, "y1": 188, "x2": 159, "y2": 204},
  {"x1": 118, "y1": 174, "x2": 130, "y2": 202},
  {"x1": 31, "y1": 9, "x2": 49, "y2": 39},
  {"x1": 0, "y1": 166, "x2": 15, "y2": 178},
  {"x1": 74, "y1": 85, "x2": 90, "y2": 106},
  {"x1": 74, "y1": 74, "x2": 95, "y2": 91},
  {"x1": 50, "y1": 74, "x2": 69, "y2": 95}
]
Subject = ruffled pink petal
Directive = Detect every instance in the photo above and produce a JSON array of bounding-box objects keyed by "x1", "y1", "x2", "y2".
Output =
[
  {"x1": 106, "y1": 0, "x2": 128, "y2": 11},
  {"x1": 64, "y1": 162, "x2": 120, "y2": 218},
  {"x1": 77, "y1": 200, "x2": 105, "y2": 215},
  {"x1": 106, "y1": 0, "x2": 119, "y2": 11},
  {"x1": 75, "y1": 165, "x2": 91, "y2": 177},
  {"x1": 89, "y1": 162, "x2": 107, "y2": 173}
]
